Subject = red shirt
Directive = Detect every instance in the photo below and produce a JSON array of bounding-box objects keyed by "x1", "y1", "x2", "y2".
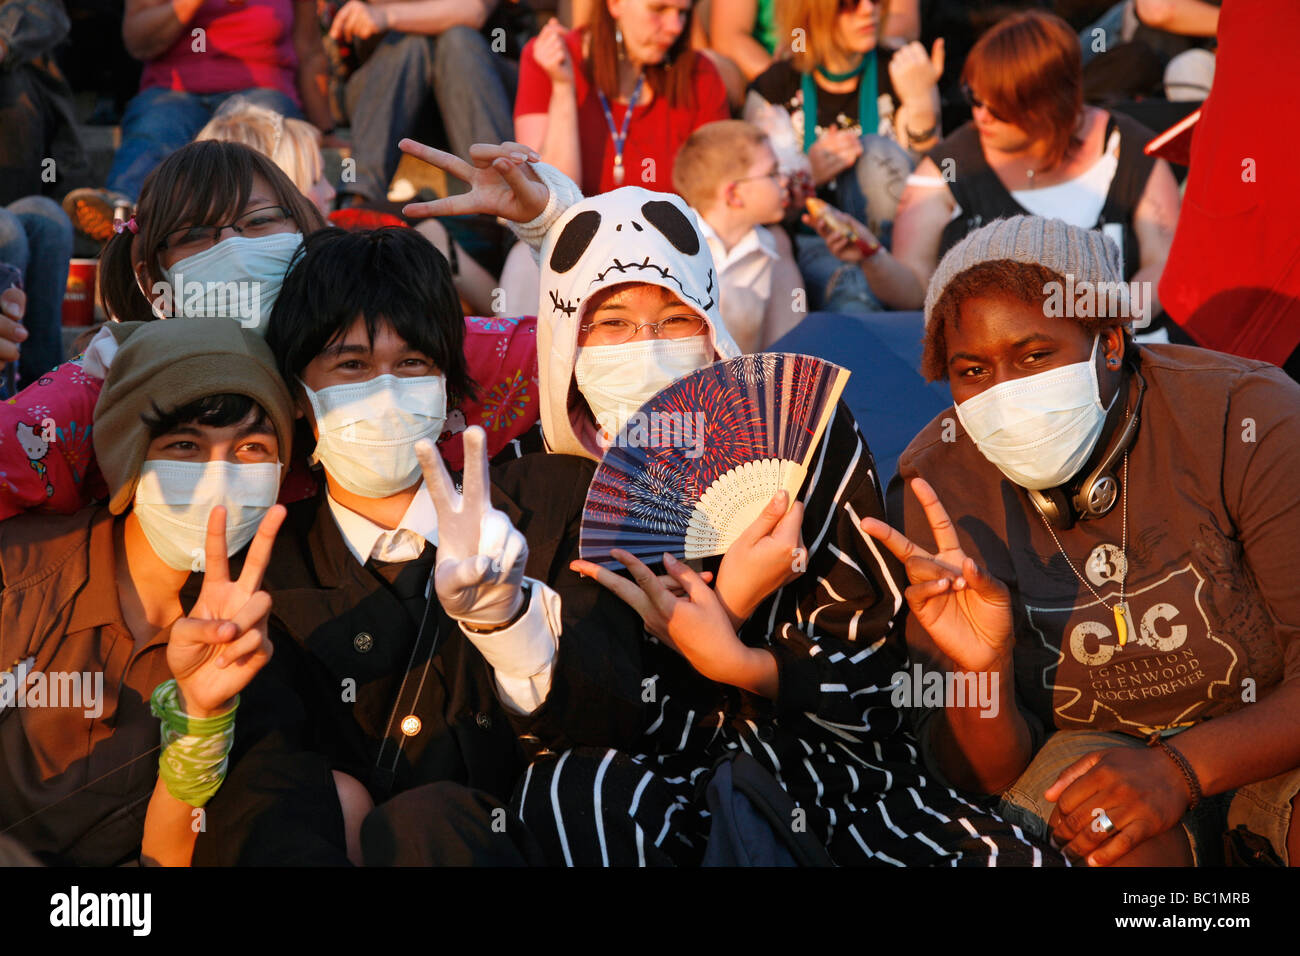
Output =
[
  {"x1": 515, "y1": 28, "x2": 729, "y2": 197},
  {"x1": 139, "y1": 0, "x2": 300, "y2": 105}
]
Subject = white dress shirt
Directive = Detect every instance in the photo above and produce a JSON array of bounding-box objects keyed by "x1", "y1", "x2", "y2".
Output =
[
  {"x1": 326, "y1": 481, "x2": 561, "y2": 714},
  {"x1": 698, "y1": 216, "x2": 781, "y2": 355}
]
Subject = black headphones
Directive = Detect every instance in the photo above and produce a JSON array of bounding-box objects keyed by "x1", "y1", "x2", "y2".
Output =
[{"x1": 1027, "y1": 361, "x2": 1146, "y2": 531}]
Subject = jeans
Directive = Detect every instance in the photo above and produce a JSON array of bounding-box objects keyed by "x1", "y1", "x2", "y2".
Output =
[
  {"x1": 796, "y1": 134, "x2": 911, "y2": 314},
  {"x1": 342, "y1": 27, "x2": 517, "y2": 203},
  {"x1": 1079, "y1": 1, "x2": 1129, "y2": 65},
  {"x1": 106, "y1": 86, "x2": 305, "y2": 201},
  {"x1": 0, "y1": 196, "x2": 74, "y2": 392}
]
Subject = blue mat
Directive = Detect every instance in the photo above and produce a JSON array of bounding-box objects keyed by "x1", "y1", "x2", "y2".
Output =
[{"x1": 768, "y1": 311, "x2": 951, "y2": 484}]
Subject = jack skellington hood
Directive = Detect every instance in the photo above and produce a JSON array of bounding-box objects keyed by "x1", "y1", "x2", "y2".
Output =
[{"x1": 538, "y1": 187, "x2": 741, "y2": 461}]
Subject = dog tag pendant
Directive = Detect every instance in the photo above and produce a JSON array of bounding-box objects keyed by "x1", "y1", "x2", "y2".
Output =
[
  {"x1": 613, "y1": 158, "x2": 625, "y2": 186},
  {"x1": 1113, "y1": 602, "x2": 1133, "y2": 648}
]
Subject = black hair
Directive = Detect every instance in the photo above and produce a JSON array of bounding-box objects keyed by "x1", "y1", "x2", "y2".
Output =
[
  {"x1": 265, "y1": 226, "x2": 474, "y2": 403},
  {"x1": 141, "y1": 393, "x2": 271, "y2": 439}
]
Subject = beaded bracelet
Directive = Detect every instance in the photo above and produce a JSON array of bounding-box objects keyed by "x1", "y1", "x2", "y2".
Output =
[
  {"x1": 150, "y1": 679, "x2": 238, "y2": 807},
  {"x1": 1147, "y1": 732, "x2": 1202, "y2": 811}
]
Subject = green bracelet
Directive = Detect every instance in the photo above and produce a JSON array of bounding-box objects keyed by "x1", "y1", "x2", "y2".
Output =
[{"x1": 150, "y1": 679, "x2": 238, "y2": 807}]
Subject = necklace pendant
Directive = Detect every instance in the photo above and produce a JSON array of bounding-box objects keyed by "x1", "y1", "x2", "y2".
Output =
[
  {"x1": 613, "y1": 161, "x2": 625, "y2": 186},
  {"x1": 1113, "y1": 601, "x2": 1133, "y2": 648}
]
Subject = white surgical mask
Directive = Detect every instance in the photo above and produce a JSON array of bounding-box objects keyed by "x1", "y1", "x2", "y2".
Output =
[
  {"x1": 301, "y1": 373, "x2": 447, "y2": 498},
  {"x1": 955, "y1": 336, "x2": 1115, "y2": 490},
  {"x1": 134, "y1": 460, "x2": 282, "y2": 572},
  {"x1": 575, "y1": 336, "x2": 711, "y2": 439},
  {"x1": 161, "y1": 232, "x2": 303, "y2": 333}
]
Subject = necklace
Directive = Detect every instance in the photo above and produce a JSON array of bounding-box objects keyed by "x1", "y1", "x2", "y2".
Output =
[
  {"x1": 1037, "y1": 452, "x2": 1134, "y2": 648},
  {"x1": 597, "y1": 71, "x2": 645, "y2": 187}
]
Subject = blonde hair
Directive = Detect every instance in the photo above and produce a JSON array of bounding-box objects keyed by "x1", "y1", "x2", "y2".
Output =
[
  {"x1": 195, "y1": 97, "x2": 325, "y2": 197},
  {"x1": 779, "y1": 0, "x2": 890, "y2": 74},
  {"x1": 673, "y1": 120, "x2": 770, "y2": 211}
]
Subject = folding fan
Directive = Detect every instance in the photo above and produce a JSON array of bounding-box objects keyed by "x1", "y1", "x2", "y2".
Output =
[{"x1": 579, "y1": 353, "x2": 850, "y2": 568}]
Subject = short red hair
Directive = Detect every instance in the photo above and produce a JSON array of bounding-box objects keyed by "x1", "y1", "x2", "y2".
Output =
[{"x1": 962, "y1": 11, "x2": 1084, "y2": 169}]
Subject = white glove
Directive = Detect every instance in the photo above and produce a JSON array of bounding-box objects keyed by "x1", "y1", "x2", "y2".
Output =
[{"x1": 415, "y1": 426, "x2": 528, "y2": 628}]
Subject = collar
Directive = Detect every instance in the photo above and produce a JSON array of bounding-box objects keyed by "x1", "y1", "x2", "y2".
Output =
[
  {"x1": 697, "y1": 217, "x2": 779, "y2": 269},
  {"x1": 326, "y1": 480, "x2": 440, "y2": 565},
  {"x1": 65, "y1": 508, "x2": 130, "y2": 634}
]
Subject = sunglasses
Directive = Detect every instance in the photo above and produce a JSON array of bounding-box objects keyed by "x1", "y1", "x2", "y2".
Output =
[
  {"x1": 837, "y1": 0, "x2": 877, "y2": 12},
  {"x1": 961, "y1": 83, "x2": 1006, "y2": 123}
]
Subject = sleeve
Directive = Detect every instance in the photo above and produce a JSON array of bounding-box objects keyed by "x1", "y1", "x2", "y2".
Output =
[
  {"x1": 0, "y1": 362, "x2": 105, "y2": 522},
  {"x1": 742, "y1": 403, "x2": 912, "y2": 726},
  {"x1": 694, "y1": 53, "x2": 731, "y2": 124},
  {"x1": 0, "y1": 0, "x2": 69, "y2": 67},
  {"x1": 506, "y1": 160, "x2": 584, "y2": 258},
  {"x1": 459, "y1": 578, "x2": 559, "y2": 715},
  {"x1": 747, "y1": 60, "x2": 791, "y2": 107},
  {"x1": 1222, "y1": 365, "x2": 1300, "y2": 687},
  {"x1": 513, "y1": 36, "x2": 553, "y2": 119}
]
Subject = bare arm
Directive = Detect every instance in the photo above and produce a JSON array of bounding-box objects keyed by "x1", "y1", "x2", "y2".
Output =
[
  {"x1": 1129, "y1": 158, "x2": 1180, "y2": 325},
  {"x1": 1134, "y1": 0, "x2": 1220, "y2": 36},
  {"x1": 122, "y1": 0, "x2": 206, "y2": 62},
  {"x1": 870, "y1": 160, "x2": 953, "y2": 309},
  {"x1": 379, "y1": 0, "x2": 495, "y2": 34},
  {"x1": 515, "y1": 22, "x2": 582, "y2": 186},
  {"x1": 293, "y1": 1, "x2": 335, "y2": 132},
  {"x1": 882, "y1": 0, "x2": 921, "y2": 43},
  {"x1": 709, "y1": 0, "x2": 772, "y2": 82}
]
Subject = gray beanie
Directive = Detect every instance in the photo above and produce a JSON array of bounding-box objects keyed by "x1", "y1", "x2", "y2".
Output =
[{"x1": 923, "y1": 215, "x2": 1124, "y2": 327}]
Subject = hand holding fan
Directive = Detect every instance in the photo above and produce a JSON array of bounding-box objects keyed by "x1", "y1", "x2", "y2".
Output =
[{"x1": 579, "y1": 353, "x2": 850, "y2": 568}]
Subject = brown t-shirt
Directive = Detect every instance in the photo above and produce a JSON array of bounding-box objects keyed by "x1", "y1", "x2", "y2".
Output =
[
  {"x1": 0, "y1": 508, "x2": 173, "y2": 866},
  {"x1": 896, "y1": 344, "x2": 1300, "y2": 743}
]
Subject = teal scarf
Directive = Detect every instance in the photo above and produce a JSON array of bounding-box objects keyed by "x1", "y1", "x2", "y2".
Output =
[{"x1": 801, "y1": 50, "x2": 879, "y2": 153}]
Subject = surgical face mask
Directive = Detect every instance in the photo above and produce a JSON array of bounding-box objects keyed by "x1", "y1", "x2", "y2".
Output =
[
  {"x1": 301, "y1": 373, "x2": 447, "y2": 498},
  {"x1": 574, "y1": 336, "x2": 711, "y2": 438},
  {"x1": 133, "y1": 460, "x2": 282, "y2": 572},
  {"x1": 955, "y1": 336, "x2": 1115, "y2": 490},
  {"x1": 160, "y1": 232, "x2": 303, "y2": 333}
]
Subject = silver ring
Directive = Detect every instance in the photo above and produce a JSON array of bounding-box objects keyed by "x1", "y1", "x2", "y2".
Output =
[{"x1": 1095, "y1": 808, "x2": 1116, "y2": 834}]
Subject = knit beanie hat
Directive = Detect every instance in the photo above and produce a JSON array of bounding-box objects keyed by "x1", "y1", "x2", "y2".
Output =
[
  {"x1": 924, "y1": 215, "x2": 1125, "y2": 326},
  {"x1": 94, "y1": 318, "x2": 295, "y2": 514}
]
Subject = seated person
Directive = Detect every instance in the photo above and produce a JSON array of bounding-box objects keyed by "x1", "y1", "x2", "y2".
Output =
[
  {"x1": 0, "y1": 196, "x2": 73, "y2": 391},
  {"x1": 0, "y1": 316, "x2": 293, "y2": 866},
  {"x1": 191, "y1": 224, "x2": 647, "y2": 864},
  {"x1": 870, "y1": 215, "x2": 1300, "y2": 866},
  {"x1": 672, "y1": 120, "x2": 806, "y2": 354},
  {"x1": 400, "y1": 140, "x2": 1060, "y2": 866}
]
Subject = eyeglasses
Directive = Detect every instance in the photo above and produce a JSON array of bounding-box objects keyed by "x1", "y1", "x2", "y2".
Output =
[
  {"x1": 160, "y1": 205, "x2": 296, "y2": 255},
  {"x1": 731, "y1": 165, "x2": 787, "y2": 187},
  {"x1": 838, "y1": 0, "x2": 876, "y2": 12},
  {"x1": 961, "y1": 83, "x2": 1006, "y2": 123},
  {"x1": 580, "y1": 315, "x2": 707, "y2": 345}
]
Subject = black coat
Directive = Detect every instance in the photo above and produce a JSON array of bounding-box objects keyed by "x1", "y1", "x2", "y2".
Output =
[{"x1": 192, "y1": 453, "x2": 645, "y2": 864}]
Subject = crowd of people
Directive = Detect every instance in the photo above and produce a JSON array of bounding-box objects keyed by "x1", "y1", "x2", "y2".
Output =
[{"x1": 0, "y1": 0, "x2": 1296, "y2": 870}]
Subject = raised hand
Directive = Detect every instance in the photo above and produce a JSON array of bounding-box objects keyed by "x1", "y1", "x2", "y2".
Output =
[
  {"x1": 577, "y1": 549, "x2": 777, "y2": 698},
  {"x1": 533, "y1": 18, "x2": 574, "y2": 87},
  {"x1": 569, "y1": 555, "x2": 714, "y2": 641},
  {"x1": 329, "y1": 0, "x2": 388, "y2": 43},
  {"x1": 808, "y1": 124, "x2": 864, "y2": 185},
  {"x1": 0, "y1": 283, "x2": 26, "y2": 367},
  {"x1": 888, "y1": 38, "x2": 945, "y2": 107},
  {"x1": 416, "y1": 425, "x2": 528, "y2": 628},
  {"x1": 714, "y1": 490, "x2": 806, "y2": 627},
  {"x1": 168, "y1": 505, "x2": 286, "y2": 719},
  {"x1": 399, "y1": 140, "x2": 549, "y2": 224},
  {"x1": 859, "y1": 477, "x2": 1013, "y2": 673}
]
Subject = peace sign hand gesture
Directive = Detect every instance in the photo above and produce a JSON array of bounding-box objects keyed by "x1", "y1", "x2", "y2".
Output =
[
  {"x1": 416, "y1": 426, "x2": 528, "y2": 628},
  {"x1": 399, "y1": 140, "x2": 550, "y2": 225},
  {"x1": 168, "y1": 505, "x2": 286, "y2": 719},
  {"x1": 859, "y1": 477, "x2": 1013, "y2": 673}
]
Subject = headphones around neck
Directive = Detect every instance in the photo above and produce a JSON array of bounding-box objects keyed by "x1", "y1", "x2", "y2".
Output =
[{"x1": 1027, "y1": 364, "x2": 1146, "y2": 531}]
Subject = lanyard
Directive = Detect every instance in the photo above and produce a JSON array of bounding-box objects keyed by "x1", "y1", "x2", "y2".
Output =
[
  {"x1": 597, "y1": 71, "x2": 645, "y2": 186},
  {"x1": 801, "y1": 50, "x2": 879, "y2": 153}
]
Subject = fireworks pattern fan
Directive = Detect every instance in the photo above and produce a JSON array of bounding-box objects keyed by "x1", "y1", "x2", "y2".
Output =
[{"x1": 579, "y1": 353, "x2": 849, "y2": 568}]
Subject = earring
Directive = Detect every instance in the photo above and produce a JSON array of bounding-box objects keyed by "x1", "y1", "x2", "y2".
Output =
[{"x1": 616, "y1": 25, "x2": 624, "y2": 59}]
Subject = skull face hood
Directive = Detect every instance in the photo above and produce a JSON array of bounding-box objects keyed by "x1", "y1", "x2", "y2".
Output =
[{"x1": 538, "y1": 187, "x2": 740, "y2": 460}]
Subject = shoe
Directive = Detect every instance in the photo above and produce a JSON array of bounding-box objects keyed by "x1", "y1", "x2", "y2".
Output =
[{"x1": 62, "y1": 188, "x2": 134, "y2": 243}]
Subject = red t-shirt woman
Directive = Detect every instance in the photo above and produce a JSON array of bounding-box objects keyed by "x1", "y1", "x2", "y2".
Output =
[{"x1": 514, "y1": 9, "x2": 728, "y2": 198}]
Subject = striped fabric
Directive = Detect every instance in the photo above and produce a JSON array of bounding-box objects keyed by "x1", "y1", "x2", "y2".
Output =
[{"x1": 517, "y1": 404, "x2": 1063, "y2": 866}]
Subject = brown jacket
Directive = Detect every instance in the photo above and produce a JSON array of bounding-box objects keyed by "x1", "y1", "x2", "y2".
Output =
[{"x1": 0, "y1": 507, "x2": 173, "y2": 865}]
